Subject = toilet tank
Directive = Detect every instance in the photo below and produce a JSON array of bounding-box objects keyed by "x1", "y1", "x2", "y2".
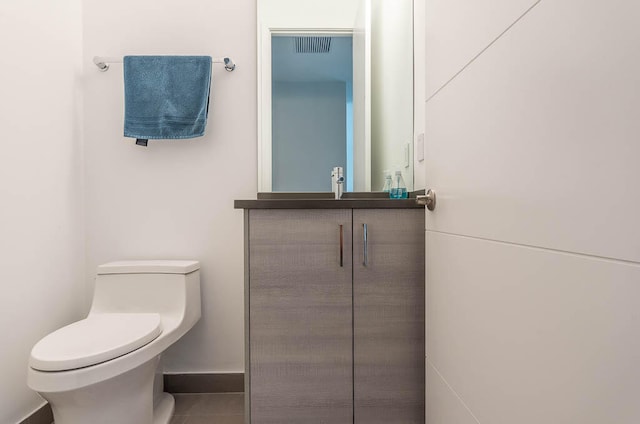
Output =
[{"x1": 89, "y1": 260, "x2": 201, "y2": 332}]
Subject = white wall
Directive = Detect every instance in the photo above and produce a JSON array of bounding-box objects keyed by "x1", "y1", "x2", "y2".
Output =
[
  {"x1": 370, "y1": 0, "x2": 414, "y2": 191},
  {"x1": 0, "y1": 0, "x2": 84, "y2": 422},
  {"x1": 425, "y1": 0, "x2": 640, "y2": 422},
  {"x1": 258, "y1": 0, "x2": 360, "y2": 29},
  {"x1": 82, "y1": 0, "x2": 257, "y2": 373},
  {"x1": 272, "y1": 82, "x2": 347, "y2": 192}
]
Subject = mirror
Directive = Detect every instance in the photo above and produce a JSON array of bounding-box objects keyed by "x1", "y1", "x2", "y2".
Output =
[{"x1": 258, "y1": 0, "x2": 414, "y2": 192}]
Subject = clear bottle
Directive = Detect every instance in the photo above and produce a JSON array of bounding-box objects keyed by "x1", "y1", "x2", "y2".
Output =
[
  {"x1": 389, "y1": 170, "x2": 408, "y2": 199},
  {"x1": 381, "y1": 170, "x2": 393, "y2": 192}
]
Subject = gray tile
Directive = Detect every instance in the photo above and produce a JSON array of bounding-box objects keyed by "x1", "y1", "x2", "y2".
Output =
[
  {"x1": 173, "y1": 393, "x2": 244, "y2": 416},
  {"x1": 169, "y1": 416, "x2": 188, "y2": 424},
  {"x1": 173, "y1": 394, "x2": 204, "y2": 415},
  {"x1": 189, "y1": 393, "x2": 244, "y2": 416},
  {"x1": 185, "y1": 415, "x2": 244, "y2": 424}
]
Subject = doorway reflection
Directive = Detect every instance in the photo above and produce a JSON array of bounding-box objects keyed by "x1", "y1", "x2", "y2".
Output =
[{"x1": 271, "y1": 35, "x2": 354, "y2": 192}]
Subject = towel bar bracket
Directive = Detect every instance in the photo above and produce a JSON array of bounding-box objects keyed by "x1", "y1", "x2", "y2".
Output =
[
  {"x1": 95, "y1": 60, "x2": 109, "y2": 72},
  {"x1": 223, "y1": 58, "x2": 235, "y2": 72}
]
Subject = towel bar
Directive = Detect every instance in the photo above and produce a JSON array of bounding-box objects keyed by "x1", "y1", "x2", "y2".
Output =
[{"x1": 93, "y1": 56, "x2": 236, "y2": 72}]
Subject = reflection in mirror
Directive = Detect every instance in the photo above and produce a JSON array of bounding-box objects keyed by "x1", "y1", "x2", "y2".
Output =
[
  {"x1": 272, "y1": 35, "x2": 354, "y2": 192},
  {"x1": 258, "y1": 0, "x2": 414, "y2": 193}
]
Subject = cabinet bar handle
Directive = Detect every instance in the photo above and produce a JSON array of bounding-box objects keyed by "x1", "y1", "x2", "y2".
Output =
[
  {"x1": 339, "y1": 224, "x2": 344, "y2": 267},
  {"x1": 363, "y1": 223, "x2": 368, "y2": 267}
]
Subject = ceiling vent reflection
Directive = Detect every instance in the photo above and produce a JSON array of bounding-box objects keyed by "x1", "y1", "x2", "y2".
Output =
[{"x1": 294, "y1": 36, "x2": 332, "y2": 54}]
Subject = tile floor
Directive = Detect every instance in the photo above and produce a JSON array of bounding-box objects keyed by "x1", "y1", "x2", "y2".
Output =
[{"x1": 170, "y1": 393, "x2": 244, "y2": 424}]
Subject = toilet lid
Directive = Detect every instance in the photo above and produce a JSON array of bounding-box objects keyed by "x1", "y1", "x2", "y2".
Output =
[{"x1": 30, "y1": 313, "x2": 162, "y2": 371}]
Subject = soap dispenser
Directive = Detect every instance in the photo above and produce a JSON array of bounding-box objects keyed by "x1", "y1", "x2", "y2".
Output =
[
  {"x1": 389, "y1": 170, "x2": 408, "y2": 199},
  {"x1": 381, "y1": 170, "x2": 392, "y2": 192}
]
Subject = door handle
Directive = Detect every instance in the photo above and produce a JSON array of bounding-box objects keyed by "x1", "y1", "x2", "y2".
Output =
[
  {"x1": 363, "y1": 223, "x2": 368, "y2": 267},
  {"x1": 339, "y1": 224, "x2": 344, "y2": 267},
  {"x1": 416, "y1": 189, "x2": 436, "y2": 211}
]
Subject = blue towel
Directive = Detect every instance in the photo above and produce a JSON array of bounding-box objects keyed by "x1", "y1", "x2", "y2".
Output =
[{"x1": 123, "y1": 56, "x2": 212, "y2": 146}]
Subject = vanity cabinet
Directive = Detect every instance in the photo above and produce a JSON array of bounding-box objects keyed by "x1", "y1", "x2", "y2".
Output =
[{"x1": 244, "y1": 207, "x2": 424, "y2": 424}]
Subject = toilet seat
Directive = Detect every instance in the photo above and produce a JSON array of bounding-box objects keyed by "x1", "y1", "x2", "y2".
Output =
[{"x1": 30, "y1": 313, "x2": 162, "y2": 372}]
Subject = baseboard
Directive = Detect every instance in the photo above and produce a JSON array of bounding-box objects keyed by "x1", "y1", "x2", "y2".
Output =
[
  {"x1": 19, "y1": 403, "x2": 53, "y2": 424},
  {"x1": 164, "y1": 373, "x2": 245, "y2": 393}
]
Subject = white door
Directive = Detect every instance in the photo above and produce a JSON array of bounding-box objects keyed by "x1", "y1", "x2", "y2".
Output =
[{"x1": 424, "y1": 0, "x2": 640, "y2": 423}]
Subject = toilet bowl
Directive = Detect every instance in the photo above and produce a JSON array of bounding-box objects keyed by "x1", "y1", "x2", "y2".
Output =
[{"x1": 27, "y1": 260, "x2": 201, "y2": 424}]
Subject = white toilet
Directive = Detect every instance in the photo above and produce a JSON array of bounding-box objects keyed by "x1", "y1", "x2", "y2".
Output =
[{"x1": 27, "y1": 260, "x2": 201, "y2": 424}]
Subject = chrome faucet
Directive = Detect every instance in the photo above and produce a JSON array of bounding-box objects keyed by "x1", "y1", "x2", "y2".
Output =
[{"x1": 331, "y1": 167, "x2": 344, "y2": 199}]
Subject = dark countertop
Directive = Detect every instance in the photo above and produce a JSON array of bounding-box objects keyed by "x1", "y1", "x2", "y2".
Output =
[{"x1": 234, "y1": 192, "x2": 424, "y2": 209}]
